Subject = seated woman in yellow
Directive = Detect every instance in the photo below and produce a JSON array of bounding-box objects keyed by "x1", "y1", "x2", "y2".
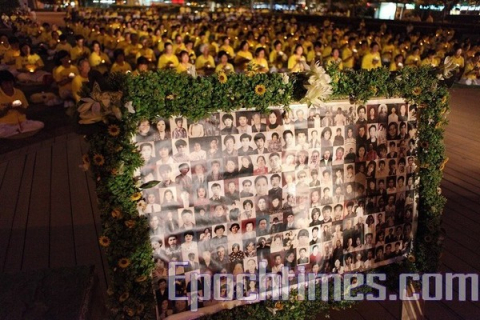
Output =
[
  {"x1": 215, "y1": 51, "x2": 234, "y2": 74},
  {"x1": 110, "y1": 49, "x2": 132, "y2": 74},
  {"x1": 70, "y1": 35, "x2": 91, "y2": 63},
  {"x1": 249, "y1": 47, "x2": 268, "y2": 73},
  {"x1": 389, "y1": 54, "x2": 405, "y2": 72},
  {"x1": 0, "y1": 70, "x2": 43, "y2": 138},
  {"x1": 47, "y1": 31, "x2": 60, "y2": 57},
  {"x1": 195, "y1": 44, "x2": 215, "y2": 73},
  {"x1": 325, "y1": 48, "x2": 343, "y2": 70},
  {"x1": 72, "y1": 58, "x2": 90, "y2": 103},
  {"x1": 157, "y1": 43, "x2": 179, "y2": 70},
  {"x1": 288, "y1": 44, "x2": 309, "y2": 72},
  {"x1": 176, "y1": 50, "x2": 197, "y2": 77},
  {"x1": 405, "y1": 46, "x2": 421, "y2": 67},
  {"x1": 0, "y1": 37, "x2": 20, "y2": 75},
  {"x1": 0, "y1": 34, "x2": 10, "y2": 60},
  {"x1": 461, "y1": 52, "x2": 480, "y2": 84},
  {"x1": 269, "y1": 40, "x2": 288, "y2": 72},
  {"x1": 89, "y1": 41, "x2": 111, "y2": 75},
  {"x1": 219, "y1": 37, "x2": 235, "y2": 59},
  {"x1": 136, "y1": 37, "x2": 156, "y2": 67},
  {"x1": 234, "y1": 41, "x2": 253, "y2": 71},
  {"x1": 381, "y1": 39, "x2": 396, "y2": 64},
  {"x1": 55, "y1": 34, "x2": 72, "y2": 54},
  {"x1": 420, "y1": 50, "x2": 440, "y2": 67},
  {"x1": 132, "y1": 56, "x2": 149, "y2": 76},
  {"x1": 15, "y1": 43, "x2": 50, "y2": 83},
  {"x1": 361, "y1": 42, "x2": 382, "y2": 70},
  {"x1": 449, "y1": 45, "x2": 465, "y2": 70},
  {"x1": 53, "y1": 50, "x2": 79, "y2": 100}
]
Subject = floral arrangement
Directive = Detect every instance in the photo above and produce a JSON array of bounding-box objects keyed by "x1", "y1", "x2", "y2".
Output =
[{"x1": 79, "y1": 66, "x2": 448, "y2": 319}]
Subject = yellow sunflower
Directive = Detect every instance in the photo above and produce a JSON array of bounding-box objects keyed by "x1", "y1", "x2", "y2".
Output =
[
  {"x1": 441, "y1": 95, "x2": 448, "y2": 104},
  {"x1": 108, "y1": 125, "x2": 120, "y2": 137},
  {"x1": 255, "y1": 84, "x2": 266, "y2": 95},
  {"x1": 107, "y1": 287, "x2": 114, "y2": 296},
  {"x1": 424, "y1": 235, "x2": 433, "y2": 243},
  {"x1": 218, "y1": 72, "x2": 228, "y2": 84},
  {"x1": 125, "y1": 308, "x2": 135, "y2": 317},
  {"x1": 93, "y1": 154, "x2": 105, "y2": 166},
  {"x1": 114, "y1": 145, "x2": 123, "y2": 153},
  {"x1": 118, "y1": 258, "x2": 131, "y2": 269},
  {"x1": 82, "y1": 154, "x2": 90, "y2": 164},
  {"x1": 412, "y1": 87, "x2": 422, "y2": 96},
  {"x1": 130, "y1": 192, "x2": 142, "y2": 201},
  {"x1": 111, "y1": 208, "x2": 123, "y2": 219},
  {"x1": 274, "y1": 302, "x2": 284, "y2": 310},
  {"x1": 135, "y1": 275, "x2": 148, "y2": 283},
  {"x1": 407, "y1": 254, "x2": 416, "y2": 263},
  {"x1": 125, "y1": 220, "x2": 136, "y2": 228},
  {"x1": 370, "y1": 86, "x2": 378, "y2": 95},
  {"x1": 439, "y1": 157, "x2": 449, "y2": 171},
  {"x1": 111, "y1": 168, "x2": 118, "y2": 176},
  {"x1": 99, "y1": 236, "x2": 111, "y2": 247},
  {"x1": 119, "y1": 292, "x2": 130, "y2": 302},
  {"x1": 137, "y1": 304, "x2": 145, "y2": 313}
]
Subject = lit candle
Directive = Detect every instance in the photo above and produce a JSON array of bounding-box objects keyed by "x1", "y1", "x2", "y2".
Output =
[
  {"x1": 12, "y1": 100, "x2": 22, "y2": 107},
  {"x1": 69, "y1": 72, "x2": 75, "y2": 78},
  {"x1": 101, "y1": 60, "x2": 105, "y2": 64},
  {"x1": 29, "y1": 68, "x2": 34, "y2": 73}
]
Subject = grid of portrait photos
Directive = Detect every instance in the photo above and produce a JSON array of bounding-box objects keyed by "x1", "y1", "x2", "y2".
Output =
[{"x1": 132, "y1": 99, "x2": 419, "y2": 317}]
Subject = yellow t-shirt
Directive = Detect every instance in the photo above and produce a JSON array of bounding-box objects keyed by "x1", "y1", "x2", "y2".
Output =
[
  {"x1": 215, "y1": 63, "x2": 234, "y2": 73},
  {"x1": 288, "y1": 55, "x2": 307, "y2": 72},
  {"x1": 0, "y1": 88, "x2": 29, "y2": 124},
  {"x1": 56, "y1": 42, "x2": 72, "y2": 53},
  {"x1": 341, "y1": 47, "x2": 355, "y2": 69},
  {"x1": 219, "y1": 45, "x2": 235, "y2": 58},
  {"x1": 72, "y1": 75, "x2": 89, "y2": 102},
  {"x1": 326, "y1": 57, "x2": 343, "y2": 70},
  {"x1": 157, "y1": 54, "x2": 179, "y2": 69},
  {"x1": 250, "y1": 58, "x2": 268, "y2": 72},
  {"x1": 2, "y1": 49, "x2": 20, "y2": 65},
  {"x1": 450, "y1": 55, "x2": 465, "y2": 68},
  {"x1": 89, "y1": 52, "x2": 110, "y2": 68},
  {"x1": 361, "y1": 52, "x2": 382, "y2": 70},
  {"x1": 70, "y1": 46, "x2": 91, "y2": 62},
  {"x1": 15, "y1": 54, "x2": 44, "y2": 71},
  {"x1": 0, "y1": 44, "x2": 10, "y2": 57},
  {"x1": 195, "y1": 55, "x2": 216, "y2": 70},
  {"x1": 53, "y1": 65, "x2": 79, "y2": 91},
  {"x1": 110, "y1": 62, "x2": 132, "y2": 74}
]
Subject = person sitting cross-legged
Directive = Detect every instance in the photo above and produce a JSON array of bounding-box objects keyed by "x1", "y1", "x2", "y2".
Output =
[{"x1": 0, "y1": 70, "x2": 44, "y2": 138}]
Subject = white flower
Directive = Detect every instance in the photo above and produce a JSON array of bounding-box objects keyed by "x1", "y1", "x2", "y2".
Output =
[
  {"x1": 77, "y1": 82, "x2": 123, "y2": 124},
  {"x1": 278, "y1": 89, "x2": 285, "y2": 95},
  {"x1": 125, "y1": 101, "x2": 135, "y2": 114},
  {"x1": 281, "y1": 72, "x2": 289, "y2": 84},
  {"x1": 301, "y1": 62, "x2": 333, "y2": 106},
  {"x1": 308, "y1": 62, "x2": 332, "y2": 86}
]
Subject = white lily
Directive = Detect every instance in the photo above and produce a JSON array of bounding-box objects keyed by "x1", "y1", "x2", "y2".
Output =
[{"x1": 281, "y1": 72, "x2": 289, "y2": 84}]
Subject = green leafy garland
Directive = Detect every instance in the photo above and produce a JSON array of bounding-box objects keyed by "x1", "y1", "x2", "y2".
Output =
[{"x1": 80, "y1": 66, "x2": 448, "y2": 319}]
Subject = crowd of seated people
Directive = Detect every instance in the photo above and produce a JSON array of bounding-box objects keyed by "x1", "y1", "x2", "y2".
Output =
[{"x1": 0, "y1": 7, "x2": 479, "y2": 138}]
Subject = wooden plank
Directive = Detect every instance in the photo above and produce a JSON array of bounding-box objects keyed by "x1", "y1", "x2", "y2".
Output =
[
  {"x1": 66, "y1": 135, "x2": 105, "y2": 280},
  {"x1": 0, "y1": 162, "x2": 8, "y2": 188},
  {"x1": 441, "y1": 186, "x2": 480, "y2": 224},
  {"x1": 21, "y1": 146, "x2": 52, "y2": 271},
  {"x1": 1, "y1": 154, "x2": 33, "y2": 273},
  {"x1": 50, "y1": 139, "x2": 76, "y2": 268},
  {"x1": 0, "y1": 156, "x2": 27, "y2": 272},
  {"x1": 79, "y1": 137, "x2": 109, "y2": 290}
]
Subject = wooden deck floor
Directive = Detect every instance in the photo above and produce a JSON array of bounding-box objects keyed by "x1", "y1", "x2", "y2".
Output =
[{"x1": 0, "y1": 87, "x2": 479, "y2": 320}]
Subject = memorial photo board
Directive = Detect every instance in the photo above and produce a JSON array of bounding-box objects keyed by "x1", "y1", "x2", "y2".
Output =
[{"x1": 132, "y1": 99, "x2": 419, "y2": 319}]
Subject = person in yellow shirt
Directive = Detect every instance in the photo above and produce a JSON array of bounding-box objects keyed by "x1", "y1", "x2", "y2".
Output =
[
  {"x1": 219, "y1": 37, "x2": 235, "y2": 59},
  {"x1": 462, "y1": 52, "x2": 480, "y2": 84},
  {"x1": 450, "y1": 45, "x2": 465, "y2": 69},
  {"x1": 0, "y1": 70, "x2": 43, "y2": 138},
  {"x1": 420, "y1": 50, "x2": 440, "y2": 68},
  {"x1": 0, "y1": 37, "x2": 20, "y2": 74},
  {"x1": 381, "y1": 39, "x2": 396, "y2": 65},
  {"x1": 195, "y1": 44, "x2": 215, "y2": 74},
  {"x1": 269, "y1": 40, "x2": 288, "y2": 72},
  {"x1": 157, "y1": 43, "x2": 179, "y2": 70},
  {"x1": 53, "y1": 50, "x2": 79, "y2": 100},
  {"x1": 124, "y1": 34, "x2": 143, "y2": 65},
  {"x1": 234, "y1": 41, "x2": 253, "y2": 72},
  {"x1": 0, "y1": 34, "x2": 10, "y2": 60},
  {"x1": 72, "y1": 58, "x2": 90, "y2": 103},
  {"x1": 215, "y1": 51, "x2": 234, "y2": 74},
  {"x1": 249, "y1": 47, "x2": 268, "y2": 73},
  {"x1": 70, "y1": 35, "x2": 91, "y2": 63},
  {"x1": 172, "y1": 34, "x2": 186, "y2": 55},
  {"x1": 132, "y1": 56, "x2": 149, "y2": 76},
  {"x1": 15, "y1": 43, "x2": 50, "y2": 83},
  {"x1": 55, "y1": 34, "x2": 72, "y2": 54},
  {"x1": 288, "y1": 44, "x2": 309, "y2": 72},
  {"x1": 89, "y1": 41, "x2": 111, "y2": 75},
  {"x1": 176, "y1": 50, "x2": 197, "y2": 77},
  {"x1": 405, "y1": 47, "x2": 421, "y2": 67},
  {"x1": 111, "y1": 49, "x2": 132, "y2": 74},
  {"x1": 325, "y1": 48, "x2": 343, "y2": 70},
  {"x1": 361, "y1": 42, "x2": 382, "y2": 70},
  {"x1": 341, "y1": 37, "x2": 358, "y2": 69},
  {"x1": 136, "y1": 37, "x2": 156, "y2": 67},
  {"x1": 184, "y1": 39, "x2": 196, "y2": 65},
  {"x1": 389, "y1": 54, "x2": 405, "y2": 72}
]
